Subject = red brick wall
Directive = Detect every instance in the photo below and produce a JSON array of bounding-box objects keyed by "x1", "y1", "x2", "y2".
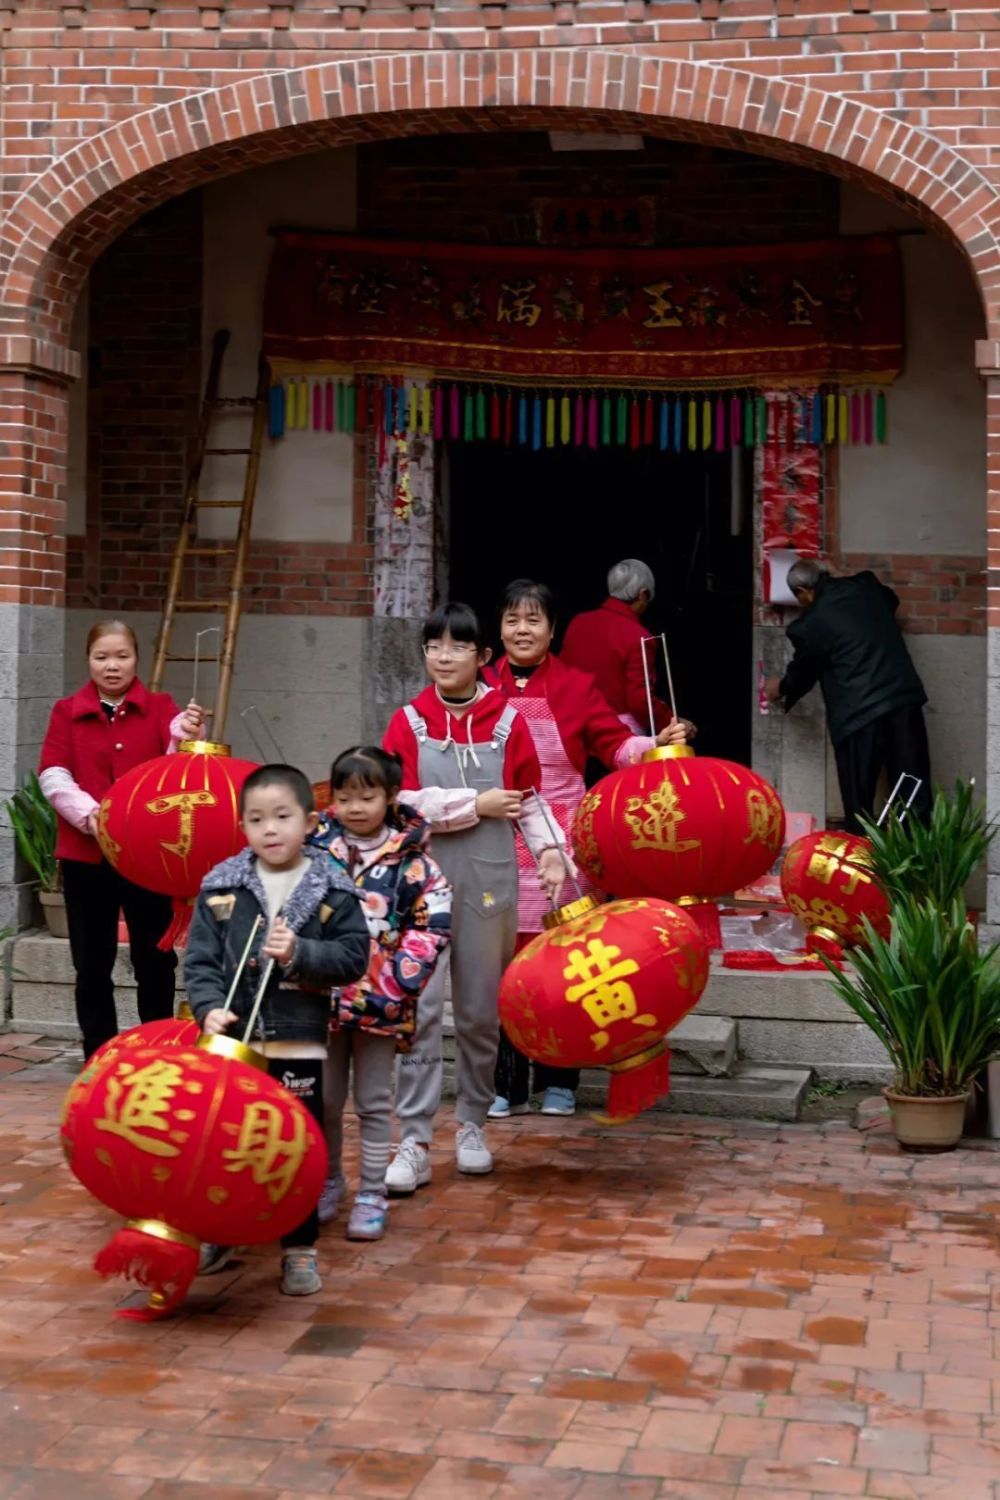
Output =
[{"x1": 838, "y1": 554, "x2": 987, "y2": 638}]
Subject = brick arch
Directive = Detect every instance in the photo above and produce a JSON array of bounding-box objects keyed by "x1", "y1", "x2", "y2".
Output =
[{"x1": 3, "y1": 49, "x2": 1000, "y2": 346}]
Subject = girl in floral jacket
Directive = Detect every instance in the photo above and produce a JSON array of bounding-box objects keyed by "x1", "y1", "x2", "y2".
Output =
[{"x1": 310, "y1": 746, "x2": 451, "y2": 1241}]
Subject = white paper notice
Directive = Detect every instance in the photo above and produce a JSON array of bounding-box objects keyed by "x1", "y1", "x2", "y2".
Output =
[{"x1": 765, "y1": 549, "x2": 801, "y2": 606}]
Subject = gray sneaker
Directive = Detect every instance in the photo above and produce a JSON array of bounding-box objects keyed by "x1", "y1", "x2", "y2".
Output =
[
  {"x1": 317, "y1": 1172, "x2": 347, "y2": 1226},
  {"x1": 280, "y1": 1248, "x2": 321, "y2": 1297},
  {"x1": 198, "y1": 1243, "x2": 235, "y2": 1275}
]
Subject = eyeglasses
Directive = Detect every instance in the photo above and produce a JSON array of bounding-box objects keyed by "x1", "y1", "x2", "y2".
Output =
[{"x1": 423, "y1": 642, "x2": 478, "y2": 658}]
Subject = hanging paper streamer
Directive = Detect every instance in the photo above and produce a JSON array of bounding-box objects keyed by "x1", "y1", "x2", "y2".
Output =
[
  {"x1": 659, "y1": 398, "x2": 669, "y2": 452},
  {"x1": 488, "y1": 392, "x2": 500, "y2": 442},
  {"x1": 560, "y1": 395, "x2": 571, "y2": 446},
  {"x1": 296, "y1": 380, "x2": 308, "y2": 430},
  {"x1": 476, "y1": 388, "x2": 487, "y2": 441},
  {"x1": 863, "y1": 389, "x2": 873, "y2": 445},
  {"x1": 284, "y1": 381, "x2": 297, "y2": 431},
  {"x1": 674, "y1": 399, "x2": 683, "y2": 453},
  {"x1": 574, "y1": 394, "x2": 584, "y2": 447},
  {"x1": 532, "y1": 396, "x2": 543, "y2": 451},
  {"x1": 545, "y1": 396, "x2": 556, "y2": 449},
  {"x1": 433, "y1": 387, "x2": 444, "y2": 440},
  {"x1": 701, "y1": 398, "x2": 711, "y2": 451},
  {"x1": 323, "y1": 380, "x2": 334, "y2": 434},
  {"x1": 629, "y1": 399, "x2": 640, "y2": 452},
  {"x1": 729, "y1": 394, "x2": 741, "y2": 448},
  {"x1": 311, "y1": 382, "x2": 321, "y2": 431},
  {"x1": 408, "y1": 384, "x2": 418, "y2": 435},
  {"x1": 374, "y1": 387, "x2": 386, "y2": 467},
  {"x1": 642, "y1": 396, "x2": 654, "y2": 448},
  {"x1": 616, "y1": 395, "x2": 628, "y2": 446},
  {"x1": 687, "y1": 399, "x2": 697, "y2": 452},
  {"x1": 450, "y1": 386, "x2": 460, "y2": 441},
  {"x1": 357, "y1": 382, "x2": 368, "y2": 434},
  {"x1": 811, "y1": 393, "x2": 822, "y2": 446},
  {"x1": 876, "y1": 390, "x2": 887, "y2": 443},
  {"x1": 504, "y1": 394, "x2": 513, "y2": 445},
  {"x1": 744, "y1": 396, "x2": 754, "y2": 449},
  {"x1": 825, "y1": 393, "x2": 836, "y2": 445},
  {"x1": 344, "y1": 383, "x2": 355, "y2": 434},
  {"x1": 601, "y1": 396, "x2": 611, "y2": 447},
  {"x1": 269, "y1": 384, "x2": 285, "y2": 439},
  {"x1": 463, "y1": 391, "x2": 474, "y2": 442},
  {"x1": 518, "y1": 394, "x2": 528, "y2": 446},
  {"x1": 714, "y1": 398, "x2": 725, "y2": 454},
  {"x1": 587, "y1": 394, "x2": 598, "y2": 450},
  {"x1": 838, "y1": 393, "x2": 849, "y2": 445},
  {"x1": 397, "y1": 385, "x2": 408, "y2": 434},
  {"x1": 850, "y1": 391, "x2": 862, "y2": 445},
  {"x1": 385, "y1": 386, "x2": 395, "y2": 436}
]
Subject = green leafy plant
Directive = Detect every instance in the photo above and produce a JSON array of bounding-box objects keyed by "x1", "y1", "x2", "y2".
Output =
[
  {"x1": 824, "y1": 895, "x2": 1000, "y2": 1097},
  {"x1": 860, "y1": 780, "x2": 994, "y2": 907},
  {"x1": 3, "y1": 773, "x2": 59, "y2": 893}
]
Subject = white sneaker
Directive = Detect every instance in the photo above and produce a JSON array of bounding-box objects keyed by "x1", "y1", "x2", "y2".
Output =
[
  {"x1": 384, "y1": 1138, "x2": 432, "y2": 1197},
  {"x1": 456, "y1": 1121, "x2": 493, "y2": 1175}
]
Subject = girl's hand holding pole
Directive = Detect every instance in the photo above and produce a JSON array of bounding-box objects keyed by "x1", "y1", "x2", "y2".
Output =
[{"x1": 537, "y1": 847, "x2": 567, "y2": 905}]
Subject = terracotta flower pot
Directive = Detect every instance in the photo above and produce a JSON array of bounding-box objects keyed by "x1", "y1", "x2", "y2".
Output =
[
  {"x1": 39, "y1": 889, "x2": 68, "y2": 939},
  {"x1": 883, "y1": 1088, "x2": 968, "y2": 1153}
]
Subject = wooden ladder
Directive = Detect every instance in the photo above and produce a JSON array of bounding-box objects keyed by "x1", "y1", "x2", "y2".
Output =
[{"x1": 149, "y1": 329, "x2": 268, "y2": 739}]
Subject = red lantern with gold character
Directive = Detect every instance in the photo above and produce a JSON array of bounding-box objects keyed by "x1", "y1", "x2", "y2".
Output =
[
  {"x1": 780, "y1": 830, "x2": 890, "y2": 954},
  {"x1": 96, "y1": 739, "x2": 258, "y2": 949},
  {"x1": 60, "y1": 1034, "x2": 328, "y2": 1319},
  {"x1": 572, "y1": 746, "x2": 785, "y2": 941},
  {"x1": 499, "y1": 895, "x2": 709, "y2": 1122}
]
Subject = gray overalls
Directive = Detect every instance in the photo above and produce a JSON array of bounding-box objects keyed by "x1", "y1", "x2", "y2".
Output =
[{"x1": 395, "y1": 701, "x2": 519, "y2": 1139}]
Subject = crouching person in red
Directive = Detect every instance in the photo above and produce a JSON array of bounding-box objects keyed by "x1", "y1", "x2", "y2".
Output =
[{"x1": 184, "y1": 764, "x2": 369, "y2": 1297}]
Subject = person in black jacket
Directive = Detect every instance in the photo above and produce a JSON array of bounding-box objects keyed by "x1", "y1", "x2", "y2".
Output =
[
  {"x1": 766, "y1": 560, "x2": 931, "y2": 833},
  {"x1": 185, "y1": 764, "x2": 370, "y2": 1297}
]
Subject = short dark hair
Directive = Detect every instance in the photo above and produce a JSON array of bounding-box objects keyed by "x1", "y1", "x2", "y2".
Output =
[
  {"x1": 500, "y1": 578, "x2": 556, "y2": 629},
  {"x1": 330, "y1": 746, "x2": 402, "y2": 797},
  {"x1": 239, "y1": 763, "x2": 315, "y2": 815},
  {"x1": 421, "y1": 601, "x2": 485, "y2": 651}
]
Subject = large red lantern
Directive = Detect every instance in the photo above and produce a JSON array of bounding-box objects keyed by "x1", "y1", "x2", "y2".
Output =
[
  {"x1": 499, "y1": 895, "x2": 709, "y2": 1123},
  {"x1": 572, "y1": 747, "x2": 785, "y2": 933},
  {"x1": 96, "y1": 739, "x2": 258, "y2": 948},
  {"x1": 61, "y1": 1017, "x2": 199, "y2": 1138},
  {"x1": 780, "y1": 830, "x2": 890, "y2": 954},
  {"x1": 61, "y1": 1034, "x2": 328, "y2": 1319}
]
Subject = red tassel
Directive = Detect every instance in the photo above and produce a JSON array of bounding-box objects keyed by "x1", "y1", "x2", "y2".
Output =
[
  {"x1": 587, "y1": 395, "x2": 598, "y2": 449},
  {"x1": 642, "y1": 396, "x2": 654, "y2": 446},
  {"x1": 679, "y1": 900, "x2": 722, "y2": 950},
  {"x1": 629, "y1": 399, "x2": 640, "y2": 450},
  {"x1": 157, "y1": 898, "x2": 195, "y2": 952},
  {"x1": 599, "y1": 1044, "x2": 670, "y2": 1124},
  {"x1": 324, "y1": 380, "x2": 334, "y2": 432},
  {"x1": 504, "y1": 394, "x2": 513, "y2": 445},
  {"x1": 490, "y1": 392, "x2": 501, "y2": 442},
  {"x1": 94, "y1": 1224, "x2": 199, "y2": 1321}
]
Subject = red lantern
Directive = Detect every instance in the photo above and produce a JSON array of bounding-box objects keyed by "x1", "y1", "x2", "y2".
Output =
[
  {"x1": 96, "y1": 739, "x2": 258, "y2": 949},
  {"x1": 572, "y1": 747, "x2": 785, "y2": 939},
  {"x1": 61, "y1": 1034, "x2": 328, "y2": 1319},
  {"x1": 499, "y1": 895, "x2": 709, "y2": 1123},
  {"x1": 780, "y1": 830, "x2": 890, "y2": 954}
]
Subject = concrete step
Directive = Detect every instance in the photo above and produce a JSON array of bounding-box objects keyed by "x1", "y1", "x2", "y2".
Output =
[{"x1": 701, "y1": 959, "x2": 893, "y2": 1085}]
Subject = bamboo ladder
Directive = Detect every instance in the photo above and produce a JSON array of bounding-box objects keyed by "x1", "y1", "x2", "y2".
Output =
[{"x1": 149, "y1": 329, "x2": 268, "y2": 738}]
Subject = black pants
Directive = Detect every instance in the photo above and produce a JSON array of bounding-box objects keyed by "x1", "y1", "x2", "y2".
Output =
[
  {"x1": 833, "y1": 705, "x2": 932, "y2": 836},
  {"x1": 268, "y1": 1058, "x2": 323, "y2": 1249},
  {"x1": 62, "y1": 857, "x2": 177, "y2": 1059},
  {"x1": 495, "y1": 1028, "x2": 580, "y2": 1106}
]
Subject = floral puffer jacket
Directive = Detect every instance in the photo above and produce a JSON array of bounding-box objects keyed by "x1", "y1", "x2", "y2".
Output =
[{"x1": 310, "y1": 805, "x2": 452, "y2": 1046}]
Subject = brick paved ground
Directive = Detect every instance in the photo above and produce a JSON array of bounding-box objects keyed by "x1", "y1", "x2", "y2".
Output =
[{"x1": 1, "y1": 1045, "x2": 999, "y2": 1499}]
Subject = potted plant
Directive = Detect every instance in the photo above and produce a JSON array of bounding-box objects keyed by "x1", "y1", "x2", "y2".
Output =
[
  {"x1": 860, "y1": 778, "x2": 993, "y2": 909},
  {"x1": 3, "y1": 772, "x2": 65, "y2": 937},
  {"x1": 826, "y1": 891, "x2": 1000, "y2": 1150}
]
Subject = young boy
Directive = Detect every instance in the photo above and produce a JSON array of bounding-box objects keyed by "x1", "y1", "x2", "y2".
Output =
[{"x1": 184, "y1": 763, "x2": 370, "y2": 1296}]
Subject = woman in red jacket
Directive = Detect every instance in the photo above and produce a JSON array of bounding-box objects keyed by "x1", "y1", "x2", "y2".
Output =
[
  {"x1": 488, "y1": 579, "x2": 688, "y2": 1119},
  {"x1": 38, "y1": 620, "x2": 204, "y2": 1057}
]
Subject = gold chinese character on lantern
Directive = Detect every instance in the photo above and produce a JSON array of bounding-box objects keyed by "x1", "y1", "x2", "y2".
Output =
[
  {"x1": 145, "y1": 789, "x2": 217, "y2": 859},
  {"x1": 95, "y1": 1059, "x2": 186, "y2": 1157},
  {"x1": 221, "y1": 1100, "x2": 308, "y2": 1204},
  {"x1": 744, "y1": 788, "x2": 783, "y2": 848},
  {"x1": 496, "y1": 279, "x2": 542, "y2": 328},
  {"x1": 624, "y1": 779, "x2": 700, "y2": 854},
  {"x1": 562, "y1": 938, "x2": 655, "y2": 1050},
  {"x1": 548, "y1": 898, "x2": 650, "y2": 949}
]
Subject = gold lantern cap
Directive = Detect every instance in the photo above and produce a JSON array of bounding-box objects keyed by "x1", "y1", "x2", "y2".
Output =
[
  {"x1": 542, "y1": 893, "x2": 602, "y2": 930},
  {"x1": 178, "y1": 739, "x2": 232, "y2": 757},
  {"x1": 196, "y1": 1032, "x2": 269, "y2": 1072},
  {"x1": 642, "y1": 745, "x2": 695, "y2": 764}
]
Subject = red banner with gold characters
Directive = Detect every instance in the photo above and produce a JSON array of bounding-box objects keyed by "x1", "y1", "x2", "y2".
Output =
[{"x1": 264, "y1": 231, "x2": 903, "y2": 387}]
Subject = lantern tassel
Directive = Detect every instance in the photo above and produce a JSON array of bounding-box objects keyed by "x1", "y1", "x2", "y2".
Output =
[
  {"x1": 597, "y1": 1041, "x2": 670, "y2": 1125},
  {"x1": 94, "y1": 1221, "x2": 200, "y2": 1321},
  {"x1": 158, "y1": 897, "x2": 196, "y2": 952}
]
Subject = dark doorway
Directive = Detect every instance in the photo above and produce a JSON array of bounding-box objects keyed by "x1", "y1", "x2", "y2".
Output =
[{"x1": 446, "y1": 440, "x2": 754, "y2": 764}]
